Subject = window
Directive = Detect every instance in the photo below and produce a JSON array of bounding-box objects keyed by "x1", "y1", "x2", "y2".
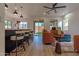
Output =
[
  {"x1": 4, "y1": 20, "x2": 12, "y2": 29},
  {"x1": 58, "y1": 21, "x2": 63, "y2": 30},
  {"x1": 63, "y1": 13, "x2": 72, "y2": 31},
  {"x1": 63, "y1": 17, "x2": 69, "y2": 31},
  {"x1": 19, "y1": 22, "x2": 28, "y2": 29}
]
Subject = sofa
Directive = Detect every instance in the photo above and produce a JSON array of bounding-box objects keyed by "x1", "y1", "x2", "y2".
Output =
[{"x1": 58, "y1": 34, "x2": 71, "y2": 42}]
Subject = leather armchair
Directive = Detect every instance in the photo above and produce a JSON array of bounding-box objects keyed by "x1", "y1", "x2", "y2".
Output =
[{"x1": 42, "y1": 30, "x2": 55, "y2": 44}]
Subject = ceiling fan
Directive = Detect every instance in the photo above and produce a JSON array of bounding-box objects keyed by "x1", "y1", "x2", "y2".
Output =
[{"x1": 43, "y1": 3, "x2": 66, "y2": 14}]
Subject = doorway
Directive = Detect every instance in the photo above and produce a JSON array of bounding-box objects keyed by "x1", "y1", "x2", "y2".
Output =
[{"x1": 34, "y1": 21, "x2": 44, "y2": 36}]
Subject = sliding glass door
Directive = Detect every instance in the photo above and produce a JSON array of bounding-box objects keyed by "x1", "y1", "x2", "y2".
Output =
[{"x1": 34, "y1": 21, "x2": 44, "y2": 35}]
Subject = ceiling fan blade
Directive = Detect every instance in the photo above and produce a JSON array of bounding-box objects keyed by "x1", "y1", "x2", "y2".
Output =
[
  {"x1": 43, "y1": 6, "x2": 52, "y2": 9},
  {"x1": 53, "y1": 3, "x2": 58, "y2": 7},
  {"x1": 46, "y1": 9, "x2": 53, "y2": 13},
  {"x1": 55, "y1": 6, "x2": 66, "y2": 8}
]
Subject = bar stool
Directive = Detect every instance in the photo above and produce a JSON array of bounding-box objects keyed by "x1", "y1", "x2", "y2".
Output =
[
  {"x1": 24, "y1": 32, "x2": 30, "y2": 45},
  {"x1": 17, "y1": 33, "x2": 26, "y2": 50},
  {"x1": 29, "y1": 31, "x2": 33, "y2": 43},
  {"x1": 11, "y1": 33, "x2": 25, "y2": 56}
]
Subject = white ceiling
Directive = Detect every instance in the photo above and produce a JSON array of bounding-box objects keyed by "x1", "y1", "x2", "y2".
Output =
[{"x1": 5, "y1": 3, "x2": 79, "y2": 19}]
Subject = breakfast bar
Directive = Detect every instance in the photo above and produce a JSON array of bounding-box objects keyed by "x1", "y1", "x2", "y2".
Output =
[{"x1": 5, "y1": 29, "x2": 34, "y2": 55}]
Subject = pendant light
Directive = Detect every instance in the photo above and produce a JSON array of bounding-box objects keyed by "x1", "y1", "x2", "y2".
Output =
[
  {"x1": 13, "y1": 4, "x2": 18, "y2": 15},
  {"x1": 13, "y1": 10, "x2": 18, "y2": 15},
  {"x1": 20, "y1": 14, "x2": 23, "y2": 18},
  {"x1": 5, "y1": 3, "x2": 8, "y2": 9},
  {"x1": 20, "y1": 6, "x2": 23, "y2": 18}
]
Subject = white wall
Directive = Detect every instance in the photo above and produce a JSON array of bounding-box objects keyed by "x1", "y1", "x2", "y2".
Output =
[
  {"x1": 44, "y1": 18, "x2": 50, "y2": 30},
  {"x1": 63, "y1": 8, "x2": 79, "y2": 35},
  {"x1": 27, "y1": 18, "x2": 33, "y2": 30},
  {"x1": 0, "y1": 4, "x2": 5, "y2": 55},
  {"x1": 69, "y1": 11, "x2": 79, "y2": 35}
]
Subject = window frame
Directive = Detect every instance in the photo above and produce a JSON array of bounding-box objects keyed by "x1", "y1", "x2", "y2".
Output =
[
  {"x1": 4, "y1": 20, "x2": 12, "y2": 29},
  {"x1": 19, "y1": 21, "x2": 28, "y2": 29}
]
